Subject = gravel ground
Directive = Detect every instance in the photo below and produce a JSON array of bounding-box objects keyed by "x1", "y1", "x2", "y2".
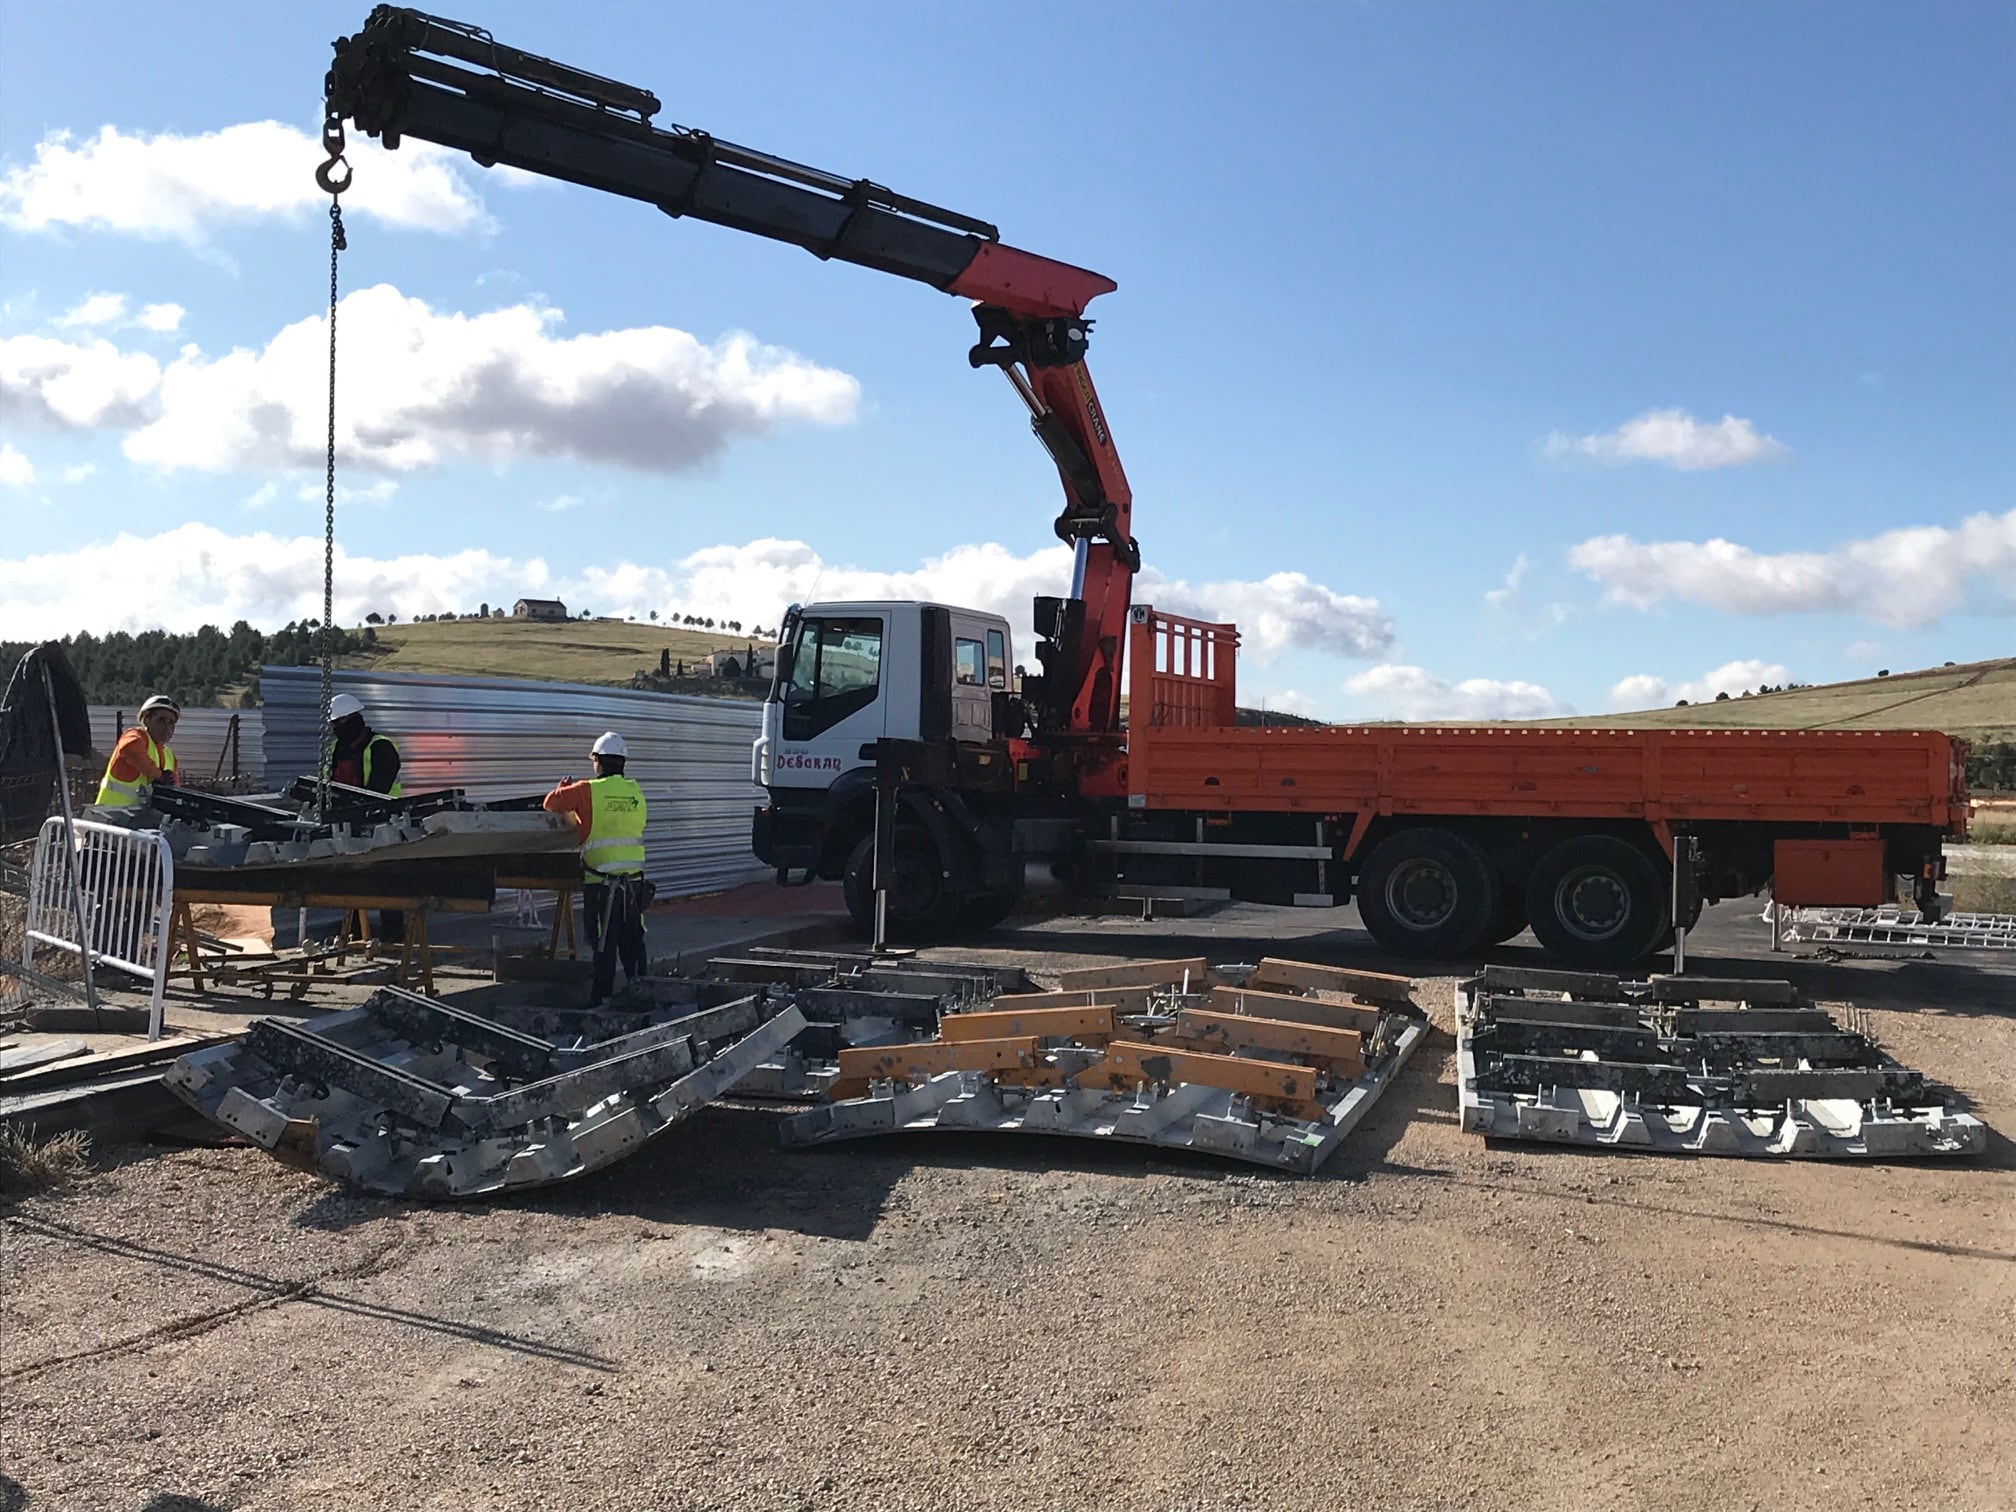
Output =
[{"x1": 3, "y1": 909, "x2": 2013, "y2": 1512}]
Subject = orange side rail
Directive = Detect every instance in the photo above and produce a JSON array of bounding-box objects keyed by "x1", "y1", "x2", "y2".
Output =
[{"x1": 1073, "y1": 1040, "x2": 1326, "y2": 1120}]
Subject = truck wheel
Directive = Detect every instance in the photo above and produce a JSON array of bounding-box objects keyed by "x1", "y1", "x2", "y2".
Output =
[
  {"x1": 1356, "y1": 828, "x2": 1498, "y2": 958},
  {"x1": 842, "y1": 830, "x2": 957, "y2": 940},
  {"x1": 1525, "y1": 835, "x2": 1667, "y2": 967},
  {"x1": 955, "y1": 891, "x2": 1020, "y2": 934},
  {"x1": 1483, "y1": 894, "x2": 1530, "y2": 946}
]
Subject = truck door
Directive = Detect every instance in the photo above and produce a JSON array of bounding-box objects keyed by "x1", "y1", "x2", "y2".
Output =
[
  {"x1": 949, "y1": 613, "x2": 1002, "y2": 745},
  {"x1": 773, "y1": 613, "x2": 887, "y2": 785}
]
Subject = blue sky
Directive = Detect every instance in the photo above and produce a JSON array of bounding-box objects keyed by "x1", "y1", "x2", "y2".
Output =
[{"x1": 1, "y1": 1, "x2": 2010, "y2": 719}]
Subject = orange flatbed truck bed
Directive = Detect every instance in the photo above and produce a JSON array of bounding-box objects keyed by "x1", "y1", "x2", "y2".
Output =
[{"x1": 1101, "y1": 608, "x2": 1970, "y2": 965}]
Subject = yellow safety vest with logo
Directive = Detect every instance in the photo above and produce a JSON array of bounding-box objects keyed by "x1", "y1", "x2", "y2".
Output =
[
  {"x1": 582, "y1": 774, "x2": 647, "y2": 878},
  {"x1": 95, "y1": 734, "x2": 176, "y2": 807},
  {"x1": 321, "y1": 733, "x2": 403, "y2": 798}
]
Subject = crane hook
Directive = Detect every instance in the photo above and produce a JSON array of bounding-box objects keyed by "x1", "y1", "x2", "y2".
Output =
[{"x1": 315, "y1": 111, "x2": 352, "y2": 196}]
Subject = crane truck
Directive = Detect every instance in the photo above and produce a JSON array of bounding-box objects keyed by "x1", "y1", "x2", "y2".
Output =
[{"x1": 326, "y1": 9, "x2": 1972, "y2": 968}]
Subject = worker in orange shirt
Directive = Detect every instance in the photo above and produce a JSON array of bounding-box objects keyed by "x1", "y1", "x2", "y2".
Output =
[
  {"x1": 95, "y1": 695, "x2": 181, "y2": 808},
  {"x1": 543, "y1": 732, "x2": 649, "y2": 1006}
]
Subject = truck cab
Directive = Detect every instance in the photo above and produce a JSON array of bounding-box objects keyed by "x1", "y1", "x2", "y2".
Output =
[{"x1": 752, "y1": 600, "x2": 1022, "y2": 927}]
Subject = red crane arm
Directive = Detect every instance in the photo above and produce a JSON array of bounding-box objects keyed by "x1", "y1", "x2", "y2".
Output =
[{"x1": 325, "y1": 7, "x2": 1137, "y2": 732}]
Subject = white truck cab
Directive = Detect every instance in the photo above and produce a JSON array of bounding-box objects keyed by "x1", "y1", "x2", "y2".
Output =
[
  {"x1": 750, "y1": 599, "x2": 1023, "y2": 933},
  {"x1": 753, "y1": 600, "x2": 1013, "y2": 792}
]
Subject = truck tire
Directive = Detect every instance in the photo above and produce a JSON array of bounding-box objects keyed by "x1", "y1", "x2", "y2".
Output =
[
  {"x1": 955, "y1": 891, "x2": 1020, "y2": 935},
  {"x1": 842, "y1": 829, "x2": 957, "y2": 940},
  {"x1": 1483, "y1": 894, "x2": 1530, "y2": 946},
  {"x1": 1356, "y1": 827, "x2": 1498, "y2": 958},
  {"x1": 1525, "y1": 835, "x2": 1667, "y2": 967}
]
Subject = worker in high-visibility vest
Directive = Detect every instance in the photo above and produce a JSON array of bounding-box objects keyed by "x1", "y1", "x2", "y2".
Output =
[
  {"x1": 94, "y1": 694, "x2": 181, "y2": 808},
  {"x1": 324, "y1": 692, "x2": 403, "y2": 797},
  {"x1": 324, "y1": 692, "x2": 406, "y2": 942},
  {"x1": 543, "y1": 731, "x2": 649, "y2": 1005}
]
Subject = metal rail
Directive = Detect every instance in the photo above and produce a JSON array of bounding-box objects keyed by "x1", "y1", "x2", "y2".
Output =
[{"x1": 1773, "y1": 904, "x2": 2016, "y2": 951}]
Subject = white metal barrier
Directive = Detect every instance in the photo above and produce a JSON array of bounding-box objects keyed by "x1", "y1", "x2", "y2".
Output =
[
  {"x1": 1766, "y1": 899, "x2": 2016, "y2": 953},
  {"x1": 24, "y1": 816, "x2": 176, "y2": 1039}
]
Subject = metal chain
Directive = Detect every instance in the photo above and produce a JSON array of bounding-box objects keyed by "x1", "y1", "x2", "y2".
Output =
[{"x1": 316, "y1": 118, "x2": 350, "y2": 820}]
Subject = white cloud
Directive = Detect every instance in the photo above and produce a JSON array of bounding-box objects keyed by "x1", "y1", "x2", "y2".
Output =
[
  {"x1": 1343, "y1": 663, "x2": 1569, "y2": 721},
  {"x1": 44, "y1": 291, "x2": 184, "y2": 336},
  {"x1": 245, "y1": 481, "x2": 279, "y2": 510},
  {"x1": 1545, "y1": 408, "x2": 1788, "y2": 470},
  {"x1": 1570, "y1": 508, "x2": 2016, "y2": 628},
  {"x1": 0, "y1": 522, "x2": 538, "y2": 638},
  {"x1": 0, "y1": 122, "x2": 504, "y2": 244},
  {"x1": 59, "y1": 462, "x2": 96, "y2": 484},
  {"x1": 1162, "y1": 571, "x2": 1391, "y2": 661},
  {"x1": 0, "y1": 444, "x2": 34, "y2": 487},
  {"x1": 1484, "y1": 553, "x2": 1528, "y2": 610},
  {"x1": 0, "y1": 283, "x2": 861, "y2": 475},
  {"x1": 296, "y1": 478, "x2": 399, "y2": 508},
  {"x1": 1483, "y1": 551, "x2": 1572, "y2": 637},
  {"x1": 538, "y1": 493, "x2": 587, "y2": 512},
  {"x1": 54, "y1": 292, "x2": 128, "y2": 328},
  {"x1": 0, "y1": 528, "x2": 1391, "y2": 670},
  {"x1": 1608, "y1": 658, "x2": 1793, "y2": 709},
  {"x1": 0, "y1": 331, "x2": 161, "y2": 427}
]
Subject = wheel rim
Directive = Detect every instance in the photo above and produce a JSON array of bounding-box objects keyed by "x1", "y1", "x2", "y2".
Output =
[
  {"x1": 1553, "y1": 865, "x2": 1631, "y2": 943},
  {"x1": 1385, "y1": 857, "x2": 1459, "y2": 931},
  {"x1": 883, "y1": 845, "x2": 940, "y2": 922}
]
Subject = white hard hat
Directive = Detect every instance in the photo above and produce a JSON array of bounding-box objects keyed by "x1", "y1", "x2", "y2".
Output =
[
  {"x1": 327, "y1": 693, "x2": 365, "y2": 721},
  {"x1": 138, "y1": 695, "x2": 182, "y2": 717},
  {"x1": 591, "y1": 731, "x2": 627, "y2": 758}
]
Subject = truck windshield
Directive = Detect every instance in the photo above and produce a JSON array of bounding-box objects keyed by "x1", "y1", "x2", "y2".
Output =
[{"x1": 782, "y1": 616, "x2": 882, "y2": 740}]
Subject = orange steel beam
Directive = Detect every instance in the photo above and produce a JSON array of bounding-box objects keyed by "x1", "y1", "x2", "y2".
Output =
[
  {"x1": 1056, "y1": 957, "x2": 1209, "y2": 992},
  {"x1": 828, "y1": 1034, "x2": 1052, "y2": 1102},
  {"x1": 1161, "y1": 1010, "x2": 1365, "y2": 1080},
  {"x1": 939, "y1": 1005, "x2": 1117, "y2": 1044},
  {"x1": 1246, "y1": 959, "x2": 1415, "y2": 1007},
  {"x1": 1073, "y1": 1040, "x2": 1326, "y2": 1120},
  {"x1": 1207, "y1": 986, "x2": 1384, "y2": 1037},
  {"x1": 992, "y1": 987, "x2": 1154, "y2": 1013}
]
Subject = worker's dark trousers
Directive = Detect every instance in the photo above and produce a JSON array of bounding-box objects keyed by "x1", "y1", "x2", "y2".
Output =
[
  {"x1": 582, "y1": 876, "x2": 648, "y2": 1005},
  {"x1": 377, "y1": 909, "x2": 406, "y2": 945}
]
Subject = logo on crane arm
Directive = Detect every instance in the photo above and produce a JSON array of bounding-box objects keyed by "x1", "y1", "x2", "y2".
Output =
[{"x1": 1073, "y1": 365, "x2": 1109, "y2": 448}]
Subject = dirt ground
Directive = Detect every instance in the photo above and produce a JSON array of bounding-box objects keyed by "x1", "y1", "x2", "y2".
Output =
[{"x1": 2, "y1": 909, "x2": 2013, "y2": 1512}]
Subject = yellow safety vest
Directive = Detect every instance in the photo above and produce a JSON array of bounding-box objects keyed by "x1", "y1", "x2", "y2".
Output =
[
  {"x1": 96, "y1": 734, "x2": 176, "y2": 807},
  {"x1": 363, "y1": 736, "x2": 403, "y2": 799},
  {"x1": 582, "y1": 774, "x2": 647, "y2": 878},
  {"x1": 321, "y1": 732, "x2": 403, "y2": 798}
]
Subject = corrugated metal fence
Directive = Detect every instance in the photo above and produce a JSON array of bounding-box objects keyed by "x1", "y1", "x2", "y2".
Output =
[
  {"x1": 259, "y1": 666, "x2": 769, "y2": 899},
  {"x1": 90, "y1": 706, "x2": 265, "y2": 790}
]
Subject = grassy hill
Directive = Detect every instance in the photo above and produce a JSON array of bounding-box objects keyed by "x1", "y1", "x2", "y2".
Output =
[
  {"x1": 1538, "y1": 657, "x2": 2016, "y2": 744},
  {"x1": 345, "y1": 617, "x2": 766, "y2": 688}
]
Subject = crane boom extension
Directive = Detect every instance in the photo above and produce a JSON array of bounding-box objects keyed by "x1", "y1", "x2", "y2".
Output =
[{"x1": 325, "y1": 7, "x2": 1137, "y2": 734}]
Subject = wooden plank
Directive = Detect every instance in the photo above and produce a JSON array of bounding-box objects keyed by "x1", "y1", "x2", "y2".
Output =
[
  {"x1": 1056, "y1": 957, "x2": 1209, "y2": 992},
  {"x1": 0, "y1": 1039, "x2": 90, "y2": 1077},
  {"x1": 1206, "y1": 986, "x2": 1384, "y2": 1036},
  {"x1": 990, "y1": 987, "x2": 1154, "y2": 1013},
  {"x1": 834, "y1": 1035, "x2": 1043, "y2": 1088},
  {"x1": 1168, "y1": 1010, "x2": 1365, "y2": 1079},
  {"x1": 939, "y1": 1005, "x2": 1116, "y2": 1044},
  {"x1": 1245, "y1": 958, "x2": 1414, "y2": 1006},
  {"x1": 0, "y1": 1033, "x2": 236, "y2": 1092},
  {"x1": 173, "y1": 888, "x2": 488, "y2": 913},
  {"x1": 1072, "y1": 1040, "x2": 1325, "y2": 1120}
]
